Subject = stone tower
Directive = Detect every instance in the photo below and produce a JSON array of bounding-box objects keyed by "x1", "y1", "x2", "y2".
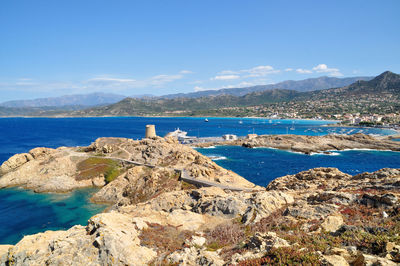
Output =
[{"x1": 145, "y1": 125, "x2": 156, "y2": 138}]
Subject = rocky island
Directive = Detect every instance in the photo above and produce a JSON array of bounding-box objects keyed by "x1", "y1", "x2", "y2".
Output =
[
  {"x1": 195, "y1": 133, "x2": 400, "y2": 154},
  {"x1": 0, "y1": 136, "x2": 399, "y2": 265}
]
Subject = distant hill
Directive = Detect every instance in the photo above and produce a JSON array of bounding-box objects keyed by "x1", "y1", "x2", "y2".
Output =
[
  {"x1": 0, "y1": 105, "x2": 86, "y2": 117},
  {"x1": 303, "y1": 71, "x2": 400, "y2": 99},
  {"x1": 0, "y1": 92, "x2": 126, "y2": 108},
  {"x1": 63, "y1": 71, "x2": 398, "y2": 117},
  {"x1": 346, "y1": 71, "x2": 400, "y2": 94},
  {"x1": 161, "y1": 76, "x2": 373, "y2": 98},
  {"x1": 0, "y1": 72, "x2": 397, "y2": 117},
  {"x1": 67, "y1": 89, "x2": 300, "y2": 116}
]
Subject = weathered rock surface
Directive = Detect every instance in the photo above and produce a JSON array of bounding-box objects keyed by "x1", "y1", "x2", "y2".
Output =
[
  {"x1": 1, "y1": 213, "x2": 157, "y2": 265},
  {"x1": 0, "y1": 153, "x2": 33, "y2": 175},
  {"x1": 1, "y1": 136, "x2": 400, "y2": 265},
  {"x1": 0, "y1": 147, "x2": 93, "y2": 192},
  {"x1": 195, "y1": 133, "x2": 400, "y2": 154},
  {"x1": 167, "y1": 247, "x2": 225, "y2": 266},
  {"x1": 89, "y1": 136, "x2": 258, "y2": 189},
  {"x1": 0, "y1": 136, "x2": 259, "y2": 193}
]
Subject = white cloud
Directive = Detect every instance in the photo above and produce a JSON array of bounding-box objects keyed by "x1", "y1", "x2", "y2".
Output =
[
  {"x1": 293, "y1": 64, "x2": 342, "y2": 76},
  {"x1": 194, "y1": 81, "x2": 262, "y2": 92},
  {"x1": 242, "y1": 65, "x2": 280, "y2": 77},
  {"x1": 285, "y1": 68, "x2": 293, "y2": 72},
  {"x1": 149, "y1": 74, "x2": 183, "y2": 86},
  {"x1": 179, "y1": 70, "x2": 193, "y2": 74},
  {"x1": 213, "y1": 75, "x2": 240, "y2": 80},
  {"x1": 87, "y1": 77, "x2": 136, "y2": 84},
  {"x1": 194, "y1": 86, "x2": 211, "y2": 92},
  {"x1": 219, "y1": 70, "x2": 239, "y2": 75},
  {"x1": 86, "y1": 73, "x2": 184, "y2": 89},
  {"x1": 312, "y1": 64, "x2": 343, "y2": 77},
  {"x1": 296, "y1": 68, "x2": 312, "y2": 74},
  {"x1": 1, "y1": 71, "x2": 186, "y2": 96},
  {"x1": 312, "y1": 64, "x2": 329, "y2": 72},
  {"x1": 226, "y1": 81, "x2": 257, "y2": 88},
  {"x1": 218, "y1": 65, "x2": 280, "y2": 78}
]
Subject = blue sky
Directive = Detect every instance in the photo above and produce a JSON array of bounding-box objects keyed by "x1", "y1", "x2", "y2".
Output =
[{"x1": 0, "y1": 0, "x2": 399, "y2": 101}]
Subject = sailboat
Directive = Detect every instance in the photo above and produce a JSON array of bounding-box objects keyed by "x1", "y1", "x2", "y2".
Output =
[{"x1": 290, "y1": 121, "x2": 295, "y2": 130}]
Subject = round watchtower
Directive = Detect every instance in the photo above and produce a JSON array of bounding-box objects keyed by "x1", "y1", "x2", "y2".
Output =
[{"x1": 145, "y1": 125, "x2": 156, "y2": 138}]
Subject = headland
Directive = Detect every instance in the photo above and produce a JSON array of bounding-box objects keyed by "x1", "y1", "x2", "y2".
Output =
[
  {"x1": 192, "y1": 133, "x2": 400, "y2": 154},
  {"x1": 0, "y1": 134, "x2": 399, "y2": 265}
]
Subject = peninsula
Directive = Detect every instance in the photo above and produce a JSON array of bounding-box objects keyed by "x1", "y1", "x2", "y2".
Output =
[
  {"x1": 0, "y1": 135, "x2": 399, "y2": 265},
  {"x1": 194, "y1": 133, "x2": 400, "y2": 154}
]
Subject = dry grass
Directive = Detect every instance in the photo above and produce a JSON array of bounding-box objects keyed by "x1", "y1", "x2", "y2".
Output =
[
  {"x1": 237, "y1": 247, "x2": 321, "y2": 265},
  {"x1": 180, "y1": 181, "x2": 198, "y2": 190},
  {"x1": 205, "y1": 222, "x2": 246, "y2": 251},
  {"x1": 76, "y1": 157, "x2": 121, "y2": 182},
  {"x1": 122, "y1": 169, "x2": 181, "y2": 204},
  {"x1": 139, "y1": 222, "x2": 194, "y2": 255}
]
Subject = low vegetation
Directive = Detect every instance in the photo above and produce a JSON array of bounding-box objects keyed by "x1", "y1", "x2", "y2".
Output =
[
  {"x1": 139, "y1": 222, "x2": 194, "y2": 255},
  {"x1": 76, "y1": 157, "x2": 122, "y2": 182},
  {"x1": 200, "y1": 195, "x2": 400, "y2": 264}
]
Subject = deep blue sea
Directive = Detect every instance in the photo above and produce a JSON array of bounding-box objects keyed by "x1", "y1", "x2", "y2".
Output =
[
  {"x1": 197, "y1": 146, "x2": 400, "y2": 186},
  {"x1": 0, "y1": 117, "x2": 398, "y2": 244}
]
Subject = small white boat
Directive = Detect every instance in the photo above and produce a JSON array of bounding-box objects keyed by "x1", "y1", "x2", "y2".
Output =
[
  {"x1": 290, "y1": 121, "x2": 295, "y2": 130},
  {"x1": 239, "y1": 120, "x2": 243, "y2": 124},
  {"x1": 204, "y1": 118, "x2": 209, "y2": 122}
]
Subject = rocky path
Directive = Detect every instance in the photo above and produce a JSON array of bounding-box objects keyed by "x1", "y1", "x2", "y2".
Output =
[{"x1": 179, "y1": 169, "x2": 259, "y2": 192}]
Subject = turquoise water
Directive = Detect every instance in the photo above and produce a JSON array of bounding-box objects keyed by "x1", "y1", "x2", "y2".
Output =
[
  {"x1": 0, "y1": 188, "x2": 106, "y2": 244},
  {"x1": 197, "y1": 146, "x2": 400, "y2": 186},
  {"x1": 0, "y1": 117, "x2": 398, "y2": 244}
]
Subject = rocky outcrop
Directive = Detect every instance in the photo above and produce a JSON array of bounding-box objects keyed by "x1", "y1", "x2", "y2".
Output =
[
  {"x1": 195, "y1": 133, "x2": 400, "y2": 154},
  {"x1": 2, "y1": 166, "x2": 400, "y2": 265},
  {"x1": 1, "y1": 136, "x2": 400, "y2": 265},
  {"x1": 0, "y1": 153, "x2": 33, "y2": 175},
  {"x1": 0, "y1": 213, "x2": 157, "y2": 265},
  {"x1": 167, "y1": 247, "x2": 225, "y2": 266},
  {"x1": 0, "y1": 147, "x2": 94, "y2": 192},
  {"x1": 0, "y1": 136, "x2": 259, "y2": 193}
]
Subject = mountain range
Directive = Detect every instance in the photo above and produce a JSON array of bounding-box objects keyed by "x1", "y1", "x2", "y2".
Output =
[
  {"x1": 62, "y1": 71, "x2": 399, "y2": 117},
  {"x1": 160, "y1": 76, "x2": 372, "y2": 98},
  {"x1": 1, "y1": 72, "x2": 398, "y2": 117},
  {"x1": 0, "y1": 75, "x2": 372, "y2": 109},
  {"x1": 0, "y1": 92, "x2": 126, "y2": 108}
]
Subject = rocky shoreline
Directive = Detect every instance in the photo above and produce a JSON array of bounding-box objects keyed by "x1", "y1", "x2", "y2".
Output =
[
  {"x1": 194, "y1": 133, "x2": 400, "y2": 154},
  {"x1": 0, "y1": 136, "x2": 399, "y2": 265}
]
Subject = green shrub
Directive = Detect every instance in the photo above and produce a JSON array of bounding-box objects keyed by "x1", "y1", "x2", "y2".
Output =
[
  {"x1": 238, "y1": 247, "x2": 320, "y2": 265},
  {"x1": 76, "y1": 157, "x2": 121, "y2": 182},
  {"x1": 105, "y1": 167, "x2": 121, "y2": 183}
]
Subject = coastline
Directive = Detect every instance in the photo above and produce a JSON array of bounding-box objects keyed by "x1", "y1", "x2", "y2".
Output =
[
  {"x1": 192, "y1": 133, "x2": 400, "y2": 154},
  {"x1": 1, "y1": 136, "x2": 400, "y2": 264},
  {"x1": 0, "y1": 115, "x2": 340, "y2": 121}
]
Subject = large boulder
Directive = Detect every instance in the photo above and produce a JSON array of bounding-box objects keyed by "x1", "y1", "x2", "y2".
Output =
[
  {"x1": 320, "y1": 214, "x2": 344, "y2": 232},
  {"x1": 0, "y1": 153, "x2": 33, "y2": 175}
]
